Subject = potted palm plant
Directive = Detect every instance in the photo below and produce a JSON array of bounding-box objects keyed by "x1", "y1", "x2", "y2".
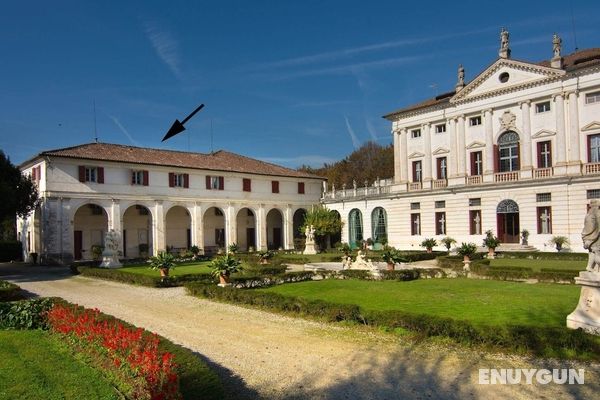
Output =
[
  {"x1": 440, "y1": 237, "x2": 456, "y2": 252},
  {"x1": 457, "y1": 242, "x2": 477, "y2": 271},
  {"x1": 482, "y1": 230, "x2": 501, "y2": 259},
  {"x1": 210, "y1": 253, "x2": 243, "y2": 286},
  {"x1": 149, "y1": 251, "x2": 176, "y2": 279},
  {"x1": 381, "y1": 246, "x2": 404, "y2": 271},
  {"x1": 228, "y1": 243, "x2": 239, "y2": 254},
  {"x1": 420, "y1": 238, "x2": 437, "y2": 253},
  {"x1": 521, "y1": 229, "x2": 529, "y2": 246},
  {"x1": 256, "y1": 249, "x2": 274, "y2": 265},
  {"x1": 549, "y1": 236, "x2": 569, "y2": 252}
]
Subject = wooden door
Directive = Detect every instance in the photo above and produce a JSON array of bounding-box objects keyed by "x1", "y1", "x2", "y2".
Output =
[
  {"x1": 74, "y1": 231, "x2": 83, "y2": 260},
  {"x1": 273, "y1": 228, "x2": 282, "y2": 249},
  {"x1": 246, "y1": 228, "x2": 256, "y2": 249}
]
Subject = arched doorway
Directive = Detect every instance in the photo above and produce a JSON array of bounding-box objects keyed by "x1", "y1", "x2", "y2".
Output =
[
  {"x1": 497, "y1": 200, "x2": 520, "y2": 243},
  {"x1": 236, "y1": 208, "x2": 256, "y2": 251},
  {"x1": 371, "y1": 207, "x2": 387, "y2": 247},
  {"x1": 348, "y1": 209, "x2": 363, "y2": 249},
  {"x1": 498, "y1": 131, "x2": 520, "y2": 172},
  {"x1": 166, "y1": 206, "x2": 191, "y2": 255},
  {"x1": 73, "y1": 203, "x2": 108, "y2": 260},
  {"x1": 293, "y1": 208, "x2": 307, "y2": 250},
  {"x1": 122, "y1": 205, "x2": 152, "y2": 258},
  {"x1": 204, "y1": 207, "x2": 226, "y2": 254},
  {"x1": 266, "y1": 209, "x2": 283, "y2": 250}
]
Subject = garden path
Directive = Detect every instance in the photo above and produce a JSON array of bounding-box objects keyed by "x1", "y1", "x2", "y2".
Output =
[{"x1": 1, "y1": 265, "x2": 598, "y2": 400}]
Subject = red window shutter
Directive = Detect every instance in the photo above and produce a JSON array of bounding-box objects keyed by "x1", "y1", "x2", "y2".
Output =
[
  {"x1": 78, "y1": 166, "x2": 86, "y2": 182},
  {"x1": 536, "y1": 207, "x2": 542, "y2": 234},
  {"x1": 97, "y1": 167, "x2": 104, "y2": 184},
  {"x1": 493, "y1": 145, "x2": 499, "y2": 172},
  {"x1": 143, "y1": 170, "x2": 149, "y2": 186},
  {"x1": 131, "y1": 171, "x2": 135, "y2": 185},
  {"x1": 470, "y1": 153, "x2": 476, "y2": 175},
  {"x1": 32, "y1": 167, "x2": 37, "y2": 181},
  {"x1": 243, "y1": 178, "x2": 251, "y2": 192},
  {"x1": 169, "y1": 172, "x2": 175, "y2": 187},
  {"x1": 272, "y1": 181, "x2": 279, "y2": 193},
  {"x1": 588, "y1": 135, "x2": 592, "y2": 163},
  {"x1": 536, "y1": 142, "x2": 542, "y2": 168},
  {"x1": 206, "y1": 176, "x2": 211, "y2": 189},
  {"x1": 183, "y1": 173, "x2": 189, "y2": 188},
  {"x1": 547, "y1": 142, "x2": 552, "y2": 167},
  {"x1": 298, "y1": 182, "x2": 305, "y2": 194},
  {"x1": 218, "y1": 176, "x2": 224, "y2": 190},
  {"x1": 436, "y1": 158, "x2": 441, "y2": 179},
  {"x1": 412, "y1": 162, "x2": 417, "y2": 182}
]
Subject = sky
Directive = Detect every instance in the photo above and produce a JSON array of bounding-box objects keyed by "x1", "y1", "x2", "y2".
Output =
[{"x1": 2, "y1": 0, "x2": 600, "y2": 168}]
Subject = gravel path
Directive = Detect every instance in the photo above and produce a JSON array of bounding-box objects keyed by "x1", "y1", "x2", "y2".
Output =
[{"x1": 1, "y1": 265, "x2": 598, "y2": 400}]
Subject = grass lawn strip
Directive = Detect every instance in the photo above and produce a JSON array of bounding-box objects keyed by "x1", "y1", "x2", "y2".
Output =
[
  {"x1": 0, "y1": 330, "x2": 120, "y2": 400},
  {"x1": 119, "y1": 261, "x2": 212, "y2": 277},
  {"x1": 489, "y1": 258, "x2": 586, "y2": 272},
  {"x1": 259, "y1": 278, "x2": 580, "y2": 328}
]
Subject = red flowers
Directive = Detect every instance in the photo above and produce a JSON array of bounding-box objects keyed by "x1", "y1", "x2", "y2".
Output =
[{"x1": 46, "y1": 304, "x2": 180, "y2": 399}]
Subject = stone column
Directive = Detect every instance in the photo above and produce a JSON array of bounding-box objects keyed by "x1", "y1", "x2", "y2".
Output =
[
  {"x1": 567, "y1": 91, "x2": 582, "y2": 173},
  {"x1": 457, "y1": 115, "x2": 467, "y2": 176},
  {"x1": 109, "y1": 200, "x2": 122, "y2": 254},
  {"x1": 153, "y1": 201, "x2": 165, "y2": 256},
  {"x1": 401, "y1": 128, "x2": 409, "y2": 184},
  {"x1": 257, "y1": 204, "x2": 267, "y2": 250},
  {"x1": 555, "y1": 93, "x2": 567, "y2": 167},
  {"x1": 284, "y1": 205, "x2": 294, "y2": 250},
  {"x1": 226, "y1": 203, "x2": 236, "y2": 251},
  {"x1": 393, "y1": 129, "x2": 402, "y2": 183},
  {"x1": 192, "y1": 203, "x2": 203, "y2": 249},
  {"x1": 484, "y1": 109, "x2": 494, "y2": 175},
  {"x1": 448, "y1": 118, "x2": 458, "y2": 178},
  {"x1": 60, "y1": 198, "x2": 73, "y2": 264},
  {"x1": 520, "y1": 101, "x2": 532, "y2": 170},
  {"x1": 423, "y1": 123, "x2": 432, "y2": 188}
]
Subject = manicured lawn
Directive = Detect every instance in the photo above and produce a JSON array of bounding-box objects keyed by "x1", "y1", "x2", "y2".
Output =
[
  {"x1": 120, "y1": 261, "x2": 212, "y2": 277},
  {"x1": 259, "y1": 278, "x2": 580, "y2": 327},
  {"x1": 490, "y1": 258, "x2": 586, "y2": 271},
  {"x1": 0, "y1": 330, "x2": 119, "y2": 400}
]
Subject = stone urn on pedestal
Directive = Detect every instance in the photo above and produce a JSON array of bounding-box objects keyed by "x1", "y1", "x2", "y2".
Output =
[{"x1": 457, "y1": 242, "x2": 477, "y2": 272}]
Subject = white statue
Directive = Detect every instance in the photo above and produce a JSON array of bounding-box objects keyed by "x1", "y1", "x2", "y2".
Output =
[
  {"x1": 552, "y1": 33, "x2": 562, "y2": 59},
  {"x1": 303, "y1": 224, "x2": 317, "y2": 255},
  {"x1": 582, "y1": 199, "x2": 600, "y2": 273},
  {"x1": 500, "y1": 28, "x2": 509, "y2": 51},
  {"x1": 100, "y1": 229, "x2": 122, "y2": 268}
]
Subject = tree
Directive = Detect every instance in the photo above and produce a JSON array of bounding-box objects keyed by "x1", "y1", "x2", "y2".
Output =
[
  {"x1": 300, "y1": 205, "x2": 343, "y2": 250},
  {"x1": 0, "y1": 151, "x2": 38, "y2": 238}
]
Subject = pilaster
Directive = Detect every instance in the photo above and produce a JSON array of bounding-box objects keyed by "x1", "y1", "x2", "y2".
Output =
[
  {"x1": 153, "y1": 201, "x2": 165, "y2": 255},
  {"x1": 520, "y1": 101, "x2": 532, "y2": 170},
  {"x1": 423, "y1": 123, "x2": 432, "y2": 182},
  {"x1": 484, "y1": 109, "x2": 494, "y2": 174}
]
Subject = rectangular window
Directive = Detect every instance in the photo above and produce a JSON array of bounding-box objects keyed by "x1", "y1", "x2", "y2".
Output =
[
  {"x1": 85, "y1": 167, "x2": 97, "y2": 183},
  {"x1": 174, "y1": 174, "x2": 185, "y2": 187},
  {"x1": 243, "y1": 178, "x2": 251, "y2": 192},
  {"x1": 435, "y1": 212, "x2": 446, "y2": 235},
  {"x1": 469, "y1": 198, "x2": 481, "y2": 207},
  {"x1": 206, "y1": 176, "x2": 224, "y2": 190},
  {"x1": 272, "y1": 180, "x2": 279, "y2": 193},
  {"x1": 536, "y1": 193, "x2": 552, "y2": 202},
  {"x1": 436, "y1": 157, "x2": 447, "y2": 180},
  {"x1": 469, "y1": 116, "x2": 482, "y2": 126},
  {"x1": 435, "y1": 200, "x2": 445, "y2": 209},
  {"x1": 535, "y1": 101, "x2": 551, "y2": 113},
  {"x1": 586, "y1": 91, "x2": 600, "y2": 105},
  {"x1": 470, "y1": 151, "x2": 483, "y2": 176},
  {"x1": 298, "y1": 182, "x2": 305, "y2": 194},
  {"x1": 411, "y1": 128, "x2": 421, "y2": 138},
  {"x1": 410, "y1": 202, "x2": 420, "y2": 210},
  {"x1": 411, "y1": 213, "x2": 421, "y2": 235},
  {"x1": 587, "y1": 189, "x2": 600, "y2": 199},
  {"x1": 169, "y1": 173, "x2": 188, "y2": 188},
  {"x1": 537, "y1": 206, "x2": 552, "y2": 234},
  {"x1": 79, "y1": 166, "x2": 104, "y2": 184},
  {"x1": 31, "y1": 166, "x2": 41, "y2": 182},
  {"x1": 589, "y1": 134, "x2": 600, "y2": 163},
  {"x1": 435, "y1": 123, "x2": 446, "y2": 133},
  {"x1": 131, "y1": 170, "x2": 149, "y2": 186},
  {"x1": 412, "y1": 160, "x2": 422, "y2": 182},
  {"x1": 537, "y1": 141, "x2": 552, "y2": 168},
  {"x1": 469, "y1": 210, "x2": 482, "y2": 235}
]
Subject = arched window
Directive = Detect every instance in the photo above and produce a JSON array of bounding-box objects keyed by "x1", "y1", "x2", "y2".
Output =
[
  {"x1": 496, "y1": 199, "x2": 519, "y2": 213},
  {"x1": 498, "y1": 131, "x2": 520, "y2": 172},
  {"x1": 371, "y1": 207, "x2": 387, "y2": 244},
  {"x1": 348, "y1": 209, "x2": 363, "y2": 248}
]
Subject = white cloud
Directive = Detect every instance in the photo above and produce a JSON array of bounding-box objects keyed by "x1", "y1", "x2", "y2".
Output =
[{"x1": 144, "y1": 22, "x2": 182, "y2": 79}]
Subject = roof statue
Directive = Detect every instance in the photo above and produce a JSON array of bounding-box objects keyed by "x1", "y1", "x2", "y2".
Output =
[
  {"x1": 499, "y1": 28, "x2": 511, "y2": 59},
  {"x1": 456, "y1": 64, "x2": 465, "y2": 91},
  {"x1": 552, "y1": 34, "x2": 563, "y2": 68}
]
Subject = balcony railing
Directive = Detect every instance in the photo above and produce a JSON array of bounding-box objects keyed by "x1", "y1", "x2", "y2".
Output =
[
  {"x1": 408, "y1": 182, "x2": 422, "y2": 191},
  {"x1": 533, "y1": 167, "x2": 553, "y2": 179},
  {"x1": 467, "y1": 175, "x2": 482, "y2": 185},
  {"x1": 584, "y1": 162, "x2": 600, "y2": 175},
  {"x1": 432, "y1": 179, "x2": 447, "y2": 189},
  {"x1": 494, "y1": 171, "x2": 519, "y2": 183}
]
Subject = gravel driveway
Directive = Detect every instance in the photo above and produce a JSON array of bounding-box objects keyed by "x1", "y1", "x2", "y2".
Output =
[{"x1": 1, "y1": 264, "x2": 598, "y2": 400}]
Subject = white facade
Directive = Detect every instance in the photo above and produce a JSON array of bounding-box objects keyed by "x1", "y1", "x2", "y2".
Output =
[
  {"x1": 323, "y1": 36, "x2": 600, "y2": 252},
  {"x1": 18, "y1": 144, "x2": 323, "y2": 263}
]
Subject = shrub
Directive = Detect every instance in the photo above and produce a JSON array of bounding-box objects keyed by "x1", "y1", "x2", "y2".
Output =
[
  {"x1": 420, "y1": 238, "x2": 437, "y2": 252},
  {"x1": 0, "y1": 241, "x2": 22, "y2": 262},
  {"x1": 91, "y1": 245, "x2": 104, "y2": 261},
  {"x1": 0, "y1": 280, "x2": 22, "y2": 301},
  {"x1": 456, "y1": 243, "x2": 477, "y2": 258},
  {"x1": 150, "y1": 251, "x2": 176, "y2": 272},
  {"x1": 483, "y1": 230, "x2": 501, "y2": 249},
  {"x1": 0, "y1": 298, "x2": 54, "y2": 329},
  {"x1": 495, "y1": 252, "x2": 587, "y2": 261},
  {"x1": 440, "y1": 237, "x2": 456, "y2": 251},
  {"x1": 549, "y1": 236, "x2": 570, "y2": 251},
  {"x1": 380, "y1": 269, "x2": 421, "y2": 281},
  {"x1": 338, "y1": 270, "x2": 373, "y2": 280},
  {"x1": 77, "y1": 267, "x2": 213, "y2": 287}
]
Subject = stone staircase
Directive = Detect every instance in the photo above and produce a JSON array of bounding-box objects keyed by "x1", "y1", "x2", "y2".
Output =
[{"x1": 495, "y1": 243, "x2": 539, "y2": 252}]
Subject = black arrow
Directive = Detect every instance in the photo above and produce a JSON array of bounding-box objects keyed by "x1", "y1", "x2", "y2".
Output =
[{"x1": 162, "y1": 103, "x2": 205, "y2": 142}]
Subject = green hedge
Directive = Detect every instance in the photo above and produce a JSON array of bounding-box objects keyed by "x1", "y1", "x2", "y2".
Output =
[
  {"x1": 78, "y1": 267, "x2": 213, "y2": 287},
  {"x1": 0, "y1": 241, "x2": 22, "y2": 262},
  {"x1": 0, "y1": 298, "x2": 54, "y2": 329},
  {"x1": 229, "y1": 271, "x2": 316, "y2": 289},
  {"x1": 0, "y1": 280, "x2": 23, "y2": 302},
  {"x1": 185, "y1": 283, "x2": 600, "y2": 360},
  {"x1": 496, "y1": 251, "x2": 588, "y2": 261},
  {"x1": 469, "y1": 264, "x2": 576, "y2": 283}
]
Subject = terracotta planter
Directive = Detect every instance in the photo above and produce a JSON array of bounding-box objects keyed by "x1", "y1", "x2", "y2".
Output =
[
  {"x1": 160, "y1": 268, "x2": 169, "y2": 278},
  {"x1": 463, "y1": 255, "x2": 471, "y2": 262},
  {"x1": 426, "y1": 248, "x2": 433, "y2": 254},
  {"x1": 219, "y1": 274, "x2": 230, "y2": 285},
  {"x1": 387, "y1": 263, "x2": 395, "y2": 271},
  {"x1": 488, "y1": 248, "x2": 495, "y2": 259},
  {"x1": 260, "y1": 259, "x2": 269, "y2": 265}
]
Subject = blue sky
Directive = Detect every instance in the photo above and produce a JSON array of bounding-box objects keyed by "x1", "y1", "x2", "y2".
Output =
[{"x1": 2, "y1": 0, "x2": 600, "y2": 167}]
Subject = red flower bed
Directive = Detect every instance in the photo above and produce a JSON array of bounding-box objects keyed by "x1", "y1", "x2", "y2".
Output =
[{"x1": 46, "y1": 303, "x2": 180, "y2": 400}]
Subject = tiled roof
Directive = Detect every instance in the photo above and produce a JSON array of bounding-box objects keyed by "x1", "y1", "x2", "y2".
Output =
[
  {"x1": 27, "y1": 142, "x2": 324, "y2": 180},
  {"x1": 383, "y1": 47, "x2": 600, "y2": 120}
]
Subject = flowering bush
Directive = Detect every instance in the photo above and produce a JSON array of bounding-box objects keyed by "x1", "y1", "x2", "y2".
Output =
[{"x1": 46, "y1": 303, "x2": 180, "y2": 400}]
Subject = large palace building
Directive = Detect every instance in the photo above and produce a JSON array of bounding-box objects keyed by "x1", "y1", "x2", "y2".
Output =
[
  {"x1": 18, "y1": 143, "x2": 324, "y2": 263},
  {"x1": 322, "y1": 31, "x2": 600, "y2": 252}
]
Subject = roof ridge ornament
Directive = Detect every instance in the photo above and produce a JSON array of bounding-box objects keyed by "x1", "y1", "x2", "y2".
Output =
[
  {"x1": 551, "y1": 33, "x2": 563, "y2": 69},
  {"x1": 499, "y1": 28, "x2": 511, "y2": 59},
  {"x1": 455, "y1": 64, "x2": 465, "y2": 92}
]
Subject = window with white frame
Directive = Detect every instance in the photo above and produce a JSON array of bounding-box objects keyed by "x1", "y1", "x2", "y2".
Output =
[
  {"x1": 174, "y1": 174, "x2": 185, "y2": 187},
  {"x1": 411, "y1": 128, "x2": 421, "y2": 138},
  {"x1": 85, "y1": 167, "x2": 98, "y2": 183},
  {"x1": 585, "y1": 91, "x2": 600, "y2": 105},
  {"x1": 589, "y1": 134, "x2": 600, "y2": 163},
  {"x1": 435, "y1": 123, "x2": 446, "y2": 133},
  {"x1": 587, "y1": 189, "x2": 600, "y2": 199},
  {"x1": 469, "y1": 116, "x2": 482, "y2": 126},
  {"x1": 132, "y1": 170, "x2": 144, "y2": 185},
  {"x1": 536, "y1": 193, "x2": 552, "y2": 202},
  {"x1": 535, "y1": 101, "x2": 551, "y2": 113}
]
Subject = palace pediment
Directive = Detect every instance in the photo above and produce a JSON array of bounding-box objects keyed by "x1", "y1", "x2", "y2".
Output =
[
  {"x1": 432, "y1": 147, "x2": 450, "y2": 155},
  {"x1": 408, "y1": 151, "x2": 425, "y2": 159},
  {"x1": 466, "y1": 141, "x2": 486, "y2": 149},
  {"x1": 451, "y1": 59, "x2": 565, "y2": 103},
  {"x1": 581, "y1": 121, "x2": 600, "y2": 132},
  {"x1": 532, "y1": 129, "x2": 556, "y2": 138}
]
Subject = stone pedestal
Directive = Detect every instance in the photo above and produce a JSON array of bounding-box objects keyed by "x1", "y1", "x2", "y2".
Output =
[
  {"x1": 303, "y1": 241, "x2": 317, "y2": 255},
  {"x1": 567, "y1": 271, "x2": 600, "y2": 335},
  {"x1": 100, "y1": 252, "x2": 122, "y2": 268}
]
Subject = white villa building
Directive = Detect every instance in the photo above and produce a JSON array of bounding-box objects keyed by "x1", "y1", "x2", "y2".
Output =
[
  {"x1": 322, "y1": 32, "x2": 600, "y2": 252},
  {"x1": 18, "y1": 143, "x2": 324, "y2": 263}
]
